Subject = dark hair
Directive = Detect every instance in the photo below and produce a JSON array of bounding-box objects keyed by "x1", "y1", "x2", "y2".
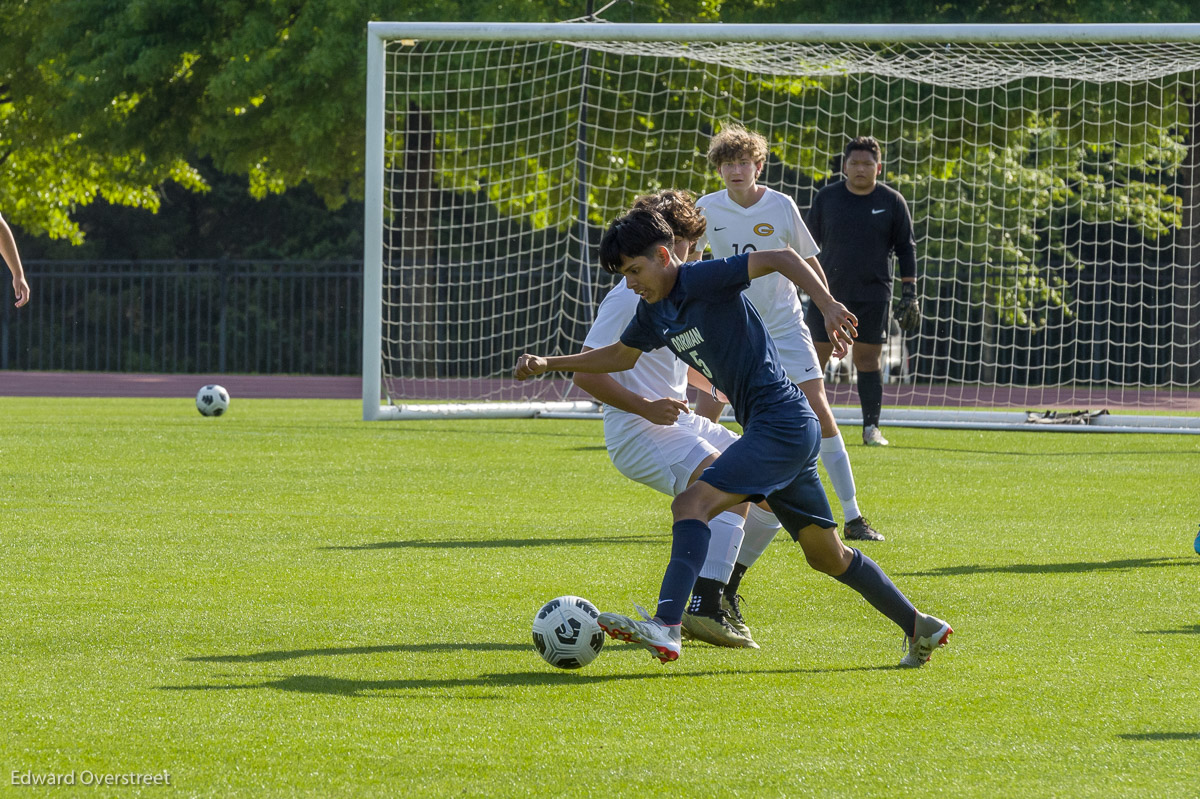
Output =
[
  {"x1": 598, "y1": 209, "x2": 674, "y2": 274},
  {"x1": 630, "y1": 189, "x2": 706, "y2": 242},
  {"x1": 844, "y1": 135, "x2": 882, "y2": 161}
]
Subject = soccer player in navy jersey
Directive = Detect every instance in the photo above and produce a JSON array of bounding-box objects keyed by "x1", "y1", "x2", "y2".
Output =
[
  {"x1": 514, "y1": 208, "x2": 952, "y2": 667},
  {"x1": 572, "y1": 189, "x2": 761, "y2": 649}
]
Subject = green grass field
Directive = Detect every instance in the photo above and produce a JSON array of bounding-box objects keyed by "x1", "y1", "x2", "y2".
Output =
[{"x1": 1, "y1": 397, "x2": 1198, "y2": 797}]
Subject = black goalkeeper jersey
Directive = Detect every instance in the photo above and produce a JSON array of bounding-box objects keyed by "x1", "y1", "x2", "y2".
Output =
[{"x1": 804, "y1": 181, "x2": 916, "y2": 303}]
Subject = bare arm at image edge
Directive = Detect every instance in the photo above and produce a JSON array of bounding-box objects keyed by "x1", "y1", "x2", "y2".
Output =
[{"x1": 0, "y1": 213, "x2": 30, "y2": 307}]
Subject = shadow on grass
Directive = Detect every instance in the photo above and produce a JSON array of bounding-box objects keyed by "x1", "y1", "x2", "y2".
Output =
[
  {"x1": 1137, "y1": 624, "x2": 1200, "y2": 635},
  {"x1": 187, "y1": 642, "x2": 531, "y2": 663},
  {"x1": 381, "y1": 425, "x2": 597, "y2": 440},
  {"x1": 322, "y1": 534, "x2": 663, "y2": 551},
  {"x1": 1117, "y1": 732, "x2": 1200, "y2": 742},
  {"x1": 902, "y1": 556, "x2": 1198, "y2": 578},
  {"x1": 159, "y1": 664, "x2": 895, "y2": 697}
]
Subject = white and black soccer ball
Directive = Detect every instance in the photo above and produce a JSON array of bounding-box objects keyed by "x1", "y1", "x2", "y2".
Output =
[
  {"x1": 531, "y1": 595, "x2": 605, "y2": 669},
  {"x1": 195, "y1": 384, "x2": 230, "y2": 417}
]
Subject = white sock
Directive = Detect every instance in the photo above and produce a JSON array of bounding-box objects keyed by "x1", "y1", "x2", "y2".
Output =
[
  {"x1": 737, "y1": 504, "x2": 782, "y2": 569},
  {"x1": 820, "y1": 433, "x2": 861, "y2": 522},
  {"x1": 699, "y1": 511, "x2": 744, "y2": 583}
]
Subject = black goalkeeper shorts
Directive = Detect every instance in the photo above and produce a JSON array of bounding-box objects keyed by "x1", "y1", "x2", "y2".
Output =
[{"x1": 806, "y1": 299, "x2": 890, "y2": 346}]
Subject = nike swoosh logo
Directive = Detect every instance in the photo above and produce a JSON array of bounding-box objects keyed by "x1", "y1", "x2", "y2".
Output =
[
  {"x1": 872, "y1": 209, "x2": 885, "y2": 214},
  {"x1": 714, "y1": 227, "x2": 726, "y2": 231},
  {"x1": 805, "y1": 366, "x2": 817, "y2": 372}
]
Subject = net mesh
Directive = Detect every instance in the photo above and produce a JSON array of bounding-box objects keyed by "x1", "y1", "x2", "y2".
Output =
[{"x1": 377, "y1": 34, "x2": 1200, "y2": 412}]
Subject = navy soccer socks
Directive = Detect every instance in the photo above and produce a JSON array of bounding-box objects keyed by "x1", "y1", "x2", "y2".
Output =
[
  {"x1": 834, "y1": 547, "x2": 918, "y2": 636},
  {"x1": 656, "y1": 519, "x2": 711, "y2": 626}
]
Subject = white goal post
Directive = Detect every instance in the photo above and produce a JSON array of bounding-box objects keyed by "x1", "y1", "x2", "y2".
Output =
[{"x1": 363, "y1": 22, "x2": 1200, "y2": 432}]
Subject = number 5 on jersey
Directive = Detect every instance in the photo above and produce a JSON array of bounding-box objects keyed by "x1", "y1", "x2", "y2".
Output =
[{"x1": 689, "y1": 350, "x2": 713, "y2": 378}]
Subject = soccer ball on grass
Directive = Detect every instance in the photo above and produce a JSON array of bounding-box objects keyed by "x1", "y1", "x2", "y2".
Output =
[
  {"x1": 196, "y1": 384, "x2": 230, "y2": 417},
  {"x1": 531, "y1": 595, "x2": 605, "y2": 669}
]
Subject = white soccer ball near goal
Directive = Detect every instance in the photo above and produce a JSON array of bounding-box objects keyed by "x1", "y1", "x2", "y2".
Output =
[
  {"x1": 531, "y1": 595, "x2": 605, "y2": 669},
  {"x1": 195, "y1": 384, "x2": 230, "y2": 417}
]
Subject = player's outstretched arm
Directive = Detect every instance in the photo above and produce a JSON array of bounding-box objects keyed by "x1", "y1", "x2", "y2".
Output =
[
  {"x1": 572, "y1": 348, "x2": 689, "y2": 426},
  {"x1": 0, "y1": 213, "x2": 29, "y2": 308},
  {"x1": 515, "y1": 341, "x2": 641, "y2": 381},
  {"x1": 748, "y1": 248, "x2": 856, "y2": 356}
]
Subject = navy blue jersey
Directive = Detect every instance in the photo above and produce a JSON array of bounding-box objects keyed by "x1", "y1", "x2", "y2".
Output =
[{"x1": 619, "y1": 254, "x2": 814, "y2": 428}]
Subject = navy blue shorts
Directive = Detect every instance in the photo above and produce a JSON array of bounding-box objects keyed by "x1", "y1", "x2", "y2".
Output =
[{"x1": 697, "y1": 409, "x2": 836, "y2": 536}]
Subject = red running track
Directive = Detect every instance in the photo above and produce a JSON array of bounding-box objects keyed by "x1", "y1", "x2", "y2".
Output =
[{"x1": 0, "y1": 371, "x2": 361, "y2": 399}]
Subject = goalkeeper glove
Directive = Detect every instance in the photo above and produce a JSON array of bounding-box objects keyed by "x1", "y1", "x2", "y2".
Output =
[{"x1": 894, "y1": 282, "x2": 921, "y2": 333}]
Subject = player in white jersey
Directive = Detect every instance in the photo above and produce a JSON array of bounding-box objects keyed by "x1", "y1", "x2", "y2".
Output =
[
  {"x1": 695, "y1": 185, "x2": 821, "y2": 382},
  {"x1": 572, "y1": 190, "x2": 781, "y2": 648},
  {"x1": 691, "y1": 125, "x2": 884, "y2": 623}
]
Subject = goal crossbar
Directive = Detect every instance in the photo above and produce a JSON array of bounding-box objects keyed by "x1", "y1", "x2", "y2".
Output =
[{"x1": 367, "y1": 22, "x2": 1200, "y2": 44}]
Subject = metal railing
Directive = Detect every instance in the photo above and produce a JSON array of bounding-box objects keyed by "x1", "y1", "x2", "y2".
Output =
[{"x1": 0, "y1": 260, "x2": 362, "y2": 375}]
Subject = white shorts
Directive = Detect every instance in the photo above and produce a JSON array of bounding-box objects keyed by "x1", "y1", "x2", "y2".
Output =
[
  {"x1": 605, "y1": 412, "x2": 741, "y2": 496},
  {"x1": 772, "y1": 324, "x2": 822, "y2": 384}
]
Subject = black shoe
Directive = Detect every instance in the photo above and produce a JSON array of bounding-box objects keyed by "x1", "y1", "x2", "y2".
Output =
[{"x1": 844, "y1": 516, "x2": 884, "y2": 541}]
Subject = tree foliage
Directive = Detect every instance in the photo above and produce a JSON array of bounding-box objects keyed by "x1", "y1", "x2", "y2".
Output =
[
  {"x1": 0, "y1": 0, "x2": 1195, "y2": 270},
  {"x1": 0, "y1": 3, "x2": 204, "y2": 241},
  {"x1": 0, "y1": 0, "x2": 720, "y2": 242}
]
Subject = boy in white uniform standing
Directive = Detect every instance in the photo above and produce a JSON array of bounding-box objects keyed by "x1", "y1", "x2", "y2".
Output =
[{"x1": 695, "y1": 124, "x2": 883, "y2": 551}]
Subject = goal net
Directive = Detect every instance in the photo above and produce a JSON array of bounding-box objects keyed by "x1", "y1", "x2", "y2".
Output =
[{"x1": 363, "y1": 23, "x2": 1200, "y2": 429}]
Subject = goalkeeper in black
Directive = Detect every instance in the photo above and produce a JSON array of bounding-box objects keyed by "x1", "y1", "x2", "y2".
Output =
[{"x1": 803, "y1": 136, "x2": 919, "y2": 446}]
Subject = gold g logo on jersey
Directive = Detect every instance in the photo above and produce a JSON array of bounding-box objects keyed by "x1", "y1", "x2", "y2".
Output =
[{"x1": 753, "y1": 223, "x2": 775, "y2": 236}]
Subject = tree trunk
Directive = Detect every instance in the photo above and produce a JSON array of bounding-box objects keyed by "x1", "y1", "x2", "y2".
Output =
[{"x1": 399, "y1": 102, "x2": 438, "y2": 376}]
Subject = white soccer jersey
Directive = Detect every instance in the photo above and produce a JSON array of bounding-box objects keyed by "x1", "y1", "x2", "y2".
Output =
[
  {"x1": 583, "y1": 281, "x2": 689, "y2": 442},
  {"x1": 582, "y1": 281, "x2": 740, "y2": 495},
  {"x1": 696, "y1": 187, "x2": 823, "y2": 380}
]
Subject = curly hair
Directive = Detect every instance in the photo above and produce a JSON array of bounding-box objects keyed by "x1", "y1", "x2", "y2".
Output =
[
  {"x1": 630, "y1": 189, "x2": 706, "y2": 242},
  {"x1": 706, "y1": 123, "x2": 769, "y2": 168}
]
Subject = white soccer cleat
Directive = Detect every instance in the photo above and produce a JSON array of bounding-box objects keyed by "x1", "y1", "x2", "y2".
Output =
[
  {"x1": 862, "y1": 424, "x2": 889, "y2": 447},
  {"x1": 900, "y1": 612, "x2": 953, "y2": 668},
  {"x1": 597, "y1": 604, "x2": 682, "y2": 663}
]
